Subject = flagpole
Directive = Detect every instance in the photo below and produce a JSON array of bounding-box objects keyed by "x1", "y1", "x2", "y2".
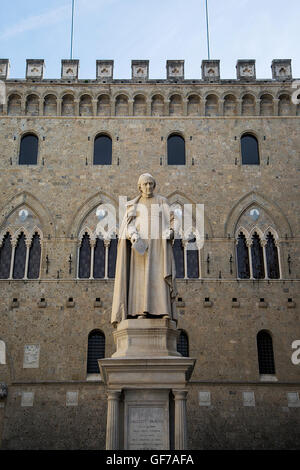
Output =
[
  {"x1": 70, "y1": 0, "x2": 75, "y2": 59},
  {"x1": 205, "y1": 0, "x2": 210, "y2": 60}
]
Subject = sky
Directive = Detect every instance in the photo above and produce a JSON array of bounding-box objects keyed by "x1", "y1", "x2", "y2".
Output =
[{"x1": 0, "y1": 0, "x2": 299, "y2": 80}]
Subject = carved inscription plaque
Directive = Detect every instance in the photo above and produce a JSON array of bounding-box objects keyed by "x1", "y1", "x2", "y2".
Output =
[{"x1": 128, "y1": 406, "x2": 167, "y2": 450}]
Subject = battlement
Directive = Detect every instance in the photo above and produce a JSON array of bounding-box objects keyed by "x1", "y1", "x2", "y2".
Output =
[{"x1": 0, "y1": 58, "x2": 295, "y2": 82}]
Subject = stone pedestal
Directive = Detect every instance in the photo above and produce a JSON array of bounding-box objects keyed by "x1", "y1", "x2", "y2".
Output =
[{"x1": 99, "y1": 318, "x2": 196, "y2": 450}]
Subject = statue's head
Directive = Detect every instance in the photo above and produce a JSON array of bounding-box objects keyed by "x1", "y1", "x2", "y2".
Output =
[{"x1": 138, "y1": 173, "x2": 156, "y2": 198}]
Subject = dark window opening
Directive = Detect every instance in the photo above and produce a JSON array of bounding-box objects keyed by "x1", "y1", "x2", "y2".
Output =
[
  {"x1": 27, "y1": 233, "x2": 41, "y2": 279},
  {"x1": 251, "y1": 233, "x2": 265, "y2": 279},
  {"x1": 257, "y1": 330, "x2": 275, "y2": 374},
  {"x1": 13, "y1": 232, "x2": 26, "y2": 279},
  {"x1": 167, "y1": 134, "x2": 186, "y2": 165},
  {"x1": 93, "y1": 135, "x2": 112, "y2": 165},
  {"x1": 94, "y1": 238, "x2": 105, "y2": 278},
  {"x1": 265, "y1": 232, "x2": 280, "y2": 279},
  {"x1": 241, "y1": 134, "x2": 259, "y2": 165},
  {"x1": 173, "y1": 239, "x2": 184, "y2": 278},
  {"x1": 187, "y1": 238, "x2": 199, "y2": 278},
  {"x1": 19, "y1": 134, "x2": 38, "y2": 165},
  {"x1": 177, "y1": 330, "x2": 189, "y2": 357},
  {"x1": 0, "y1": 233, "x2": 12, "y2": 279},
  {"x1": 108, "y1": 237, "x2": 118, "y2": 278},
  {"x1": 236, "y1": 232, "x2": 250, "y2": 278},
  {"x1": 87, "y1": 330, "x2": 105, "y2": 373},
  {"x1": 78, "y1": 233, "x2": 91, "y2": 279}
]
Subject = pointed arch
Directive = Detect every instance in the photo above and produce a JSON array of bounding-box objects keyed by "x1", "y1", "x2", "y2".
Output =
[
  {"x1": 224, "y1": 192, "x2": 292, "y2": 238},
  {"x1": 0, "y1": 192, "x2": 55, "y2": 238},
  {"x1": 68, "y1": 192, "x2": 118, "y2": 238}
]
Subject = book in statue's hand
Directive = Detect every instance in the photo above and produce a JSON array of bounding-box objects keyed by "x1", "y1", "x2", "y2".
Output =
[{"x1": 132, "y1": 238, "x2": 148, "y2": 255}]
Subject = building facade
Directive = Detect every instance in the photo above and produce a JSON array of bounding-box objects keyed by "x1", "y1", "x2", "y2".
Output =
[{"x1": 0, "y1": 58, "x2": 299, "y2": 449}]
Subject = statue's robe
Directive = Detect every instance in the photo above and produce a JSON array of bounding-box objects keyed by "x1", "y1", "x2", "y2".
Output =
[{"x1": 111, "y1": 194, "x2": 177, "y2": 324}]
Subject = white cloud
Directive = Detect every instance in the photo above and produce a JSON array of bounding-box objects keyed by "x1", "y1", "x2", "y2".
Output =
[{"x1": 0, "y1": 4, "x2": 70, "y2": 40}]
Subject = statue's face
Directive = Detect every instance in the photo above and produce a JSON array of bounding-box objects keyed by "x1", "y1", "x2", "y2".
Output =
[{"x1": 140, "y1": 178, "x2": 155, "y2": 197}]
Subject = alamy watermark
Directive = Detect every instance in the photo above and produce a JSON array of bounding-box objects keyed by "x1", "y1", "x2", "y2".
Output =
[
  {"x1": 291, "y1": 340, "x2": 300, "y2": 365},
  {"x1": 95, "y1": 198, "x2": 205, "y2": 250}
]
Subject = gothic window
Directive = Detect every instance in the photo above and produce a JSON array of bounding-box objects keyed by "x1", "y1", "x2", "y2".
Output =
[
  {"x1": 265, "y1": 232, "x2": 280, "y2": 279},
  {"x1": 93, "y1": 238, "x2": 105, "y2": 279},
  {"x1": 87, "y1": 330, "x2": 105, "y2": 374},
  {"x1": 27, "y1": 233, "x2": 41, "y2": 279},
  {"x1": 251, "y1": 232, "x2": 265, "y2": 279},
  {"x1": 187, "y1": 237, "x2": 199, "y2": 278},
  {"x1": 167, "y1": 134, "x2": 185, "y2": 165},
  {"x1": 241, "y1": 134, "x2": 259, "y2": 165},
  {"x1": 13, "y1": 232, "x2": 26, "y2": 279},
  {"x1": 236, "y1": 232, "x2": 250, "y2": 279},
  {"x1": 257, "y1": 330, "x2": 275, "y2": 375},
  {"x1": 173, "y1": 238, "x2": 184, "y2": 278},
  {"x1": 19, "y1": 134, "x2": 38, "y2": 165},
  {"x1": 0, "y1": 233, "x2": 12, "y2": 279},
  {"x1": 78, "y1": 233, "x2": 91, "y2": 278},
  {"x1": 177, "y1": 330, "x2": 189, "y2": 357},
  {"x1": 108, "y1": 237, "x2": 118, "y2": 278},
  {"x1": 93, "y1": 134, "x2": 112, "y2": 165}
]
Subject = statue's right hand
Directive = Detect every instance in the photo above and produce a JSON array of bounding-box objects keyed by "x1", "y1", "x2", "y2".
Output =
[{"x1": 131, "y1": 233, "x2": 139, "y2": 243}]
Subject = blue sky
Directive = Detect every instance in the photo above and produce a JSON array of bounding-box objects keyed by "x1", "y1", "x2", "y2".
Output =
[{"x1": 1, "y1": 0, "x2": 299, "y2": 80}]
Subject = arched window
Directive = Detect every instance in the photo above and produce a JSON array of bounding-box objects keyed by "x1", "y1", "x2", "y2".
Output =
[
  {"x1": 61, "y1": 94, "x2": 75, "y2": 116},
  {"x1": 27, "y1": 233, "x2": 41, "y2": 279},
  {"x1": 79, "y1": 94, "x2": 93, "y2": 116},
  {"x1": 19, "y1": 134, "x2": 38, "y2": 165},
  {"x1": 177, "y1": 330, "x2": 189, "y2": 357},
  {"x1": 167, "y1": 134, "x2": 185, "y2": 165},
  {"x1": 93, "y1": 238, "x2": 105, "y2": 278},
  {"x1": 151, "y1": 95, "x2": 164, "y2": 116},
  {"x1": 241, "y1": 134, "x2": 259, "y2": 165},
  {"x1": 265, "y1": 232, "x2": 280, "y2": 279},
  {"x1": 108, "y1": 237, "x2": 118, "y2": 278},
  {"x1": 187, "y1": 237, "x2": 199, "y2": 278},
  {"x1": 44, "y1": 94, "x2": 57, "y2": 116},
  {"x1": 251, "y1": 232, "x2": 265, "y2": 279},
  {"x1": 236, "y1": 232, "x2": 250, "y2": 279},
  {"x1": 93, "y1": 134, "x2": 112, "y2": 165},
  {"x1": 87, "y1": 330, "x2": 105, "y2": 373},
  {"x1": 257, "y1": 330, "x2": 275, "y2": 375},
  {"x1": 242, "y1": 94, "x2": 255, "y2": 116},
  {"x1": 173, "y1": 238, "x2": 184, "y2": 278},
  {"x1": 25, "y1": 94, "x2": 39, "y2": 116},
  {"x1": 13, "y1": 232, "x2": 26, "y2": 279},
  {"x1": 8, "y1": 94, "x2": 21, "y2": 115},
  {"x1": 133, "y1": 95, "x2": 146, "y2": 116},
  {"x1": 78, "y1": 233, "x2": 91, "y2": 278},
  {"x1": 0, "y1": 233, "x2": 12, "y2": 279}
]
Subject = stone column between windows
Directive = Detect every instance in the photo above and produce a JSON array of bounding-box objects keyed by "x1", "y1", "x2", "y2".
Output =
[
  {"x1": 92, "y1": 99, "x2": 97, "y2": 116},
  {"x1": 200, "y1": 98, "x2": 206, "y2": 116},
  {"x1": 57, "y1": 98, "x2": 62, "y2": 116},
  {"x1": 196, "y1": 241, "x2": 202, "y2": 279},
  {"x1": 128, "y1": 99, "x2": 134, "y2": 116},
  {"x1": 39, "y1": 98, "x2": 44, "y2": 116},
  {"x1": 273, "y1": 98, "x2": 279, "y2": 116},
  {"x1": 74, "y1": 99, "x2": 79, "y2": 116},
  {"x1": 237, "y1": 99, "x2": 242, "y2": 115},
  {"x1": 21, "y1": 97, "x2": 26, "y2": 116},
  {"x1": 146, "y1": 99, "x2": 151, "y2": 116},
  {"x1": 24, "y1": 238, "x2": 31, "y2": 280},
  {"x1": 9, "y1": 241, "x2": 16, "y2": 279},
  {"x1": 261, "y1": 239, "x2": 268, "y2": 279},
  {"x1": 255, "y1": 99, "x2": 261, "y2": 116},
  {"x1": 89, "y1": 239, "x2": 96, "y2": 280},
  {"x1": 106, "y1": 390, "x2": 121, "y2": 450},
  {"x1": 275, "y1": 240, "x2": 282, "y2": 279},
  {"x1": 183, "y1": 98, "x2": 188, "y2": 116},
  {"x1": 246, "y1": 239, "x2": 253, "y2": 279},
  {"x1": 182, "y1": 239, "x2": 188, "y2": 279},
  {"x1": 104, "y1": 239, "x2": 111, "y2": 279},
  {"x1": 164, "y1": 99, "x2": 170, "y2": 116},
  {"x1": 218, "y1": 99, "x2": 224, "y2": 116},
  {"x1": 173, "y1": 389, "x2": 188, "y2": 450},
  {"x1": 3, "y1": 101, "x2": 8, "y2": 115}
]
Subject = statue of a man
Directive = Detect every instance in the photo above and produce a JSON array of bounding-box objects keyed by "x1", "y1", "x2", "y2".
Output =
[{"x1": 111, "y1": 173, "x2": 177, "y2": 325}]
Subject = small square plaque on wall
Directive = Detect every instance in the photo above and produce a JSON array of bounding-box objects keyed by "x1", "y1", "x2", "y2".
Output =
[{"x1": 23, "y1": 344, "x2": 40, "y2": 368}]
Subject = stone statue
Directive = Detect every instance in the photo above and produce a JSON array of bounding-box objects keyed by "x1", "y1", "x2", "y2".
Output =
[{"x1": 111, "y1": 173, "x2": 177, "y2": 325}]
